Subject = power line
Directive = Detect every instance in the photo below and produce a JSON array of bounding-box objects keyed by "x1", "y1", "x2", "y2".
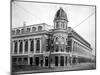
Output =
[
  {"x1": 73, "y1": 12, "x2": 95, "y2": 29},
  {"x1": 13, "y1": 2, "x2": 37, "y2": 19}
]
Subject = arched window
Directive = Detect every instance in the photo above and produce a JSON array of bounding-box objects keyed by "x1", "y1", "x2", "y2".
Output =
[
  {"x1": 30, "y1": 40, "x2": 34, "y2": 52},
  {"x1": 27, "y1": 28, "x2": 31, "y2": 32},
  {"x1": 55, "y1": 45, "x2": 59, "y2": 52},
  {"x1": 25, "y1": 41, "x2": 28, "y2": 52},
  {"x1": 19, "y1": 41, "x2": 23, "y2": 53},
  {"x1": 38, "y1": 26, "x2": 42, "y2": 31},
  {"x1": 36, "y1": 39, "x2": 40, "y2": 52},
  {"x1": 32, "y1": 27, "x2": 36, "y2": 31},
  {"x1": 14, "y1": 41, "x2": 17, "y2": 54},
  {"x1": 16, "y1": 29, "x2": 20, "y2": 34},
  {"x1": 21, "y1": 29, "x2": 24, "y2": 33}
]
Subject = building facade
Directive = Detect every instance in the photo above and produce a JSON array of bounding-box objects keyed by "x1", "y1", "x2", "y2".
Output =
[{"x1": 11, "y1": 8, "x2": 95, "y2": 68}]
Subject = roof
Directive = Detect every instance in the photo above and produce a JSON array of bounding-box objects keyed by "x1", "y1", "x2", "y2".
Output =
[{"x1": 54, "y1": 7, "x2": 68, "y2": 21}]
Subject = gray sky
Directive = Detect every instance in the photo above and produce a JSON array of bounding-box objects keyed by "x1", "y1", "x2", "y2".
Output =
[{"x1": 12, "y1": 1, "x2": 95, "y2": 55}]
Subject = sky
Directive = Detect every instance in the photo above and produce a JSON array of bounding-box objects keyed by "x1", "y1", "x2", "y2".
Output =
[{"x1": 12, "y1": 1, "x2": 95, "y2": 55}]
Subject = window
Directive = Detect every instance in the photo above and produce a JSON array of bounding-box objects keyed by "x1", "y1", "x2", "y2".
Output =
[
  {"x1": 67, "y1": 40, "x2": 72, "y2": 46},
  {"x1": 21, "y1": 29, "x2": 24, "y2": 33},
  {"x1": 12, "y1": 30, "x2": 15, "y2": 35},
  {"x1": 60, "y1": 56, "x2": 64, "y2": 66},
  {"x1": 61, "y1": 48, "x2": 64, "y2": 52},
  {"x1": 56, "y1": 37, "x2": 58, "y2": 42},
  {"x1": 30, "y1": 40, "x2": 34, "y2": 52},
  {"x1": 12, "y1": 58, "x2": 17, "y2": 63},
  {"x1": 25, "y1": 41, "x2": 28, "y2": 52},
  {"x1": 14, "y1": 41, "x2": 17, "y2": 54},
  {"x1": 38, "y1": 26, "x2": 42, "y2": 31},
  {"x1": 32, "y1": 27, "x2": 36, "y2": 31},
  {"x1": 18, "y1": 58, "x2": 22, "y2": 64},
  {"x1": 56, "y1": 22, "x2": 59, "y2": 29},
  {"x1": 24, "y1": 58, "x2": 27, "y2": 61},
  {"x1": 55, "y1": 45, "x2": 59, "y2": 52},
  {"x1": 62, "y1": 23, "x2": 65, "y2": 29},
  {"x1": 36, "y1": 39, "x2": 40, "y2": 52},
  {"x1": 16, "y1": 29, "x2": 20, "y2": 34},
  {"x1": 19, "y1": 41, "x2": 23, "y2": 53},
  {"x1": 61, "y1": 22, "x2": 64, "y2": 29},
  {"x1": 24, "y1": 57, "x2": 28, "y2": 64},
  {"x1": 27, "y1": 28, "x2": 30, "y2": 32}
]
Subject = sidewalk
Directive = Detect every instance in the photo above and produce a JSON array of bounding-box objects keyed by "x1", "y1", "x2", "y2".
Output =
[{"x1": 13, "y1": 63, "x2": 95, "y2": 74}]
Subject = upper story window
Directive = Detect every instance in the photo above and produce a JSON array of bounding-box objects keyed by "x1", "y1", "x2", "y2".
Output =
[
  {"x1": 21, "y1": 29, "x2": 24, "y2": 33},
  {"x1": 14, "y1": 41, "x2": 17, "y2": 54},
  {"x1": 56, "y1": 37, "x2": 59, "y2": 42},
  {"x1": 12, "y1": 30, "x2": 15, "y2": 35},
  {"x1": 38, "y1": 26, "x2": 42, "y2": 31},
  {"x1": 67, "y1": 40, "x2": 72, "y2": 46},
  {"x1": 12, "y1": 58, "x2": 17, "y2": 63},
  {"x1": 56, "y1": 22, "x2": 59, "y2": 29},
  {"x1": 25, "y1": 41, "x2": 28, "y2": 52},
  {"x1": 32, "y1": 27, "x2": 36, "y2": 31},
  {"x1": 19, "y1": 41, "x2": 23, "y2": 53},
  {"x1": 30, "y1": 40, "x2": 34, "y2": 52},
  {"x1": 36, "y1": 39, "x2": 40, "y2": 52},
  {"x1": 16, "y1": 29, "x2": 20, "y2": 34},
  {"x1": 27, "y1": 28, "x2": 31, "y2": 32}
]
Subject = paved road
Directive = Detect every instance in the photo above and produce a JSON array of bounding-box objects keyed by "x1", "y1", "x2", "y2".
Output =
[{"x1": 13, "y1": 63, "x2": 96, "y2": 74}]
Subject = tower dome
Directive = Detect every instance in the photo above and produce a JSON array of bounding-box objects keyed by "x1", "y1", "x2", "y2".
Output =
[{"x1": 54, "y1": 7, "x2": 68, "y2": 21}]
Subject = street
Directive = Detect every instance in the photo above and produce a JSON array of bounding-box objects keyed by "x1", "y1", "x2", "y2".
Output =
[{"x1": 13, "y1": 63, "x2": 96, "y2": 74}]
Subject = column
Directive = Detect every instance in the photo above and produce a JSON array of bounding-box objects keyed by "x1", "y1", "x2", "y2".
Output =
[
  {"x1": 28, "y1": 57, "x2": 30, "y2": 65},
  {"x1": 17, "y1": 40, "x2": 19, "y2": 54},
  {"x1": 40, "y1": 38, "x2": 42, "y2": 53},
  {"x1": 23, "y1": 40, "x2": 25, "y2": 54},
  {"x1": 64, "y1": 56, "x2": 65, "y2": 66},
  {"x1": 76, "y1": 56, "x2": 78, "y2": 64},
  {"x1": 43, "y1": 56, "x2": 45, "y2": 67},
  {"x1": 34, "y1": 39, "x2": 36, "y2": 53},
  {"x1": 70, "y1": 56, "x2": 73, "y2": 65},
  {"x1": 71, "y1": 40, "x2": 74, "y2": 52},
  {"x1": 67, "y1": 56, "x2": 70, "y2": 66},
  {"x1": 59, "y1": 56, "x2": 60, "y2": 66},
  {"x1": 59, "y1": 22, "x2": 61, "y2": 28}
]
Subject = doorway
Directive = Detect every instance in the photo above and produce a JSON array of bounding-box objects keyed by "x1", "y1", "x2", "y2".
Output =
[
  {"x1": 35, "y1": 57, "x2": 39, "y2": 66},
  {"x1": 30, "y1": 57, "x2": 33, "y2": 66},
  {"x1": 55, "y1": 56, "x2": 59, "y2": 66},
  {"x1": 45, "y1": 57, "x2": 48, "y2": 66},
  {"x1": 60, "y1": 56, "x2": 64, "y2": 66}
]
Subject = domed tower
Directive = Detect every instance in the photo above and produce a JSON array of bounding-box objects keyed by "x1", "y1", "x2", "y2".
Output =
[
  {"x1": 53, "y1": 7, "x2": 68, "y2": 52},
  {"x1": 54, "y1": 7, "x2": 68, "y2": 29}
]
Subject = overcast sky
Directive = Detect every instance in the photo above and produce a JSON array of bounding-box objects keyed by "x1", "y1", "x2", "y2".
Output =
[{"x1": 12, "y1": 1, "x2": 95, "y2": 55}]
